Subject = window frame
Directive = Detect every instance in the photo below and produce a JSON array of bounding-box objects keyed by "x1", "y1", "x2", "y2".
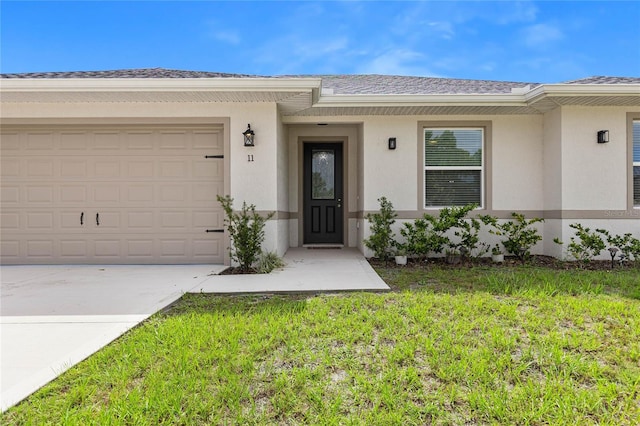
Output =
[
  {"x1": 632, "y1": 116, "x2": 640, "y2": 208},
  {"x1": 422, "y1": 126, "x2": 486, "y2": 209}
]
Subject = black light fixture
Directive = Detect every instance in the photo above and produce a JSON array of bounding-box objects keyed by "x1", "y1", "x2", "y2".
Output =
[
  {"x1": 388, "y1": 137, "x2": 397, "y2": 150},
  {"x1": 243, "y1": 124, "x2": 255, "y2": 146},
  {"x1": 597, "y1": 130, "x2": 609, "y2": 144}
]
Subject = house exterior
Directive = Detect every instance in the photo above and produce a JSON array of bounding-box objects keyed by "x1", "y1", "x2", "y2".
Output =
[{"x1": 1, "y1": 69, "x2": 639, "y2": 265}]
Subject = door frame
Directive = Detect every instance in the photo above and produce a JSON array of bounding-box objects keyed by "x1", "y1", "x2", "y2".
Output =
[{"x1": 297, "y1": 138, "x2": 348, "y2": 246}]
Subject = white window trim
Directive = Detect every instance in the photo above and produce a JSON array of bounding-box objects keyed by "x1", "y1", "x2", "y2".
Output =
[
  {"x1": 423, "y1": 127, "x2": 485, "y2": 209},
  {"x1": 634, "y1": 119, "x2": 640, "y2": 208}
]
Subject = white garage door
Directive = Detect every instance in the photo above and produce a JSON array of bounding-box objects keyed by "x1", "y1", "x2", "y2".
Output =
[{"x1": 1, "y1": 124, "x2": 226, "y2": 264}]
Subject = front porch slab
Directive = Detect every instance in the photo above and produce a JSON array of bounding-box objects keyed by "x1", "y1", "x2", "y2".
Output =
[{"x1": 194, "y1": 248, "x2": 389, "y2": 293}]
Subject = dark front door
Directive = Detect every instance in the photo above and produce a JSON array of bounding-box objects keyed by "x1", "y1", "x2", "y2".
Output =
[{"x1": 303, "y1": 143, "x2": 343, "y2": 244}]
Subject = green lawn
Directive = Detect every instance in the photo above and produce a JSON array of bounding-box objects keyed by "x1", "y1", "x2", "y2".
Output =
[{"x1": 3, "y1": 266, "x2": 639, "y2": 425}]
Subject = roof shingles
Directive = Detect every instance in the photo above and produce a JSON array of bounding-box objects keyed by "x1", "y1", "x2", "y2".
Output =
[{"x1": 1, "y1": 68, "x2": 638, "y2": 96}]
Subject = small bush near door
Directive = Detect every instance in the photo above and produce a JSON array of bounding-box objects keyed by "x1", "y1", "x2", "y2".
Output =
[{"x1": 217, "y1": 195, "x2": 274, "y2": 272}]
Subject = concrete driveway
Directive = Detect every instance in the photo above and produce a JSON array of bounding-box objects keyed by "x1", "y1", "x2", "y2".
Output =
[
  {"x1": 0, "y1": 248, "x2": 388, "y2": 412},
  {"x1": 0, "y1": 264, "x2": 224, "y2": 411}
]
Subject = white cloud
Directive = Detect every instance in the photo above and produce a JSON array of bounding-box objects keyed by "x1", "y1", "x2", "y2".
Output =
[
  {"x1": 428, "y1": 21, "x2": 455, "y2": 40},
  {"x1": 213, "y1": 31, "x2": 241, "y2": 45},
  {"x1": 521, "y1": 23, "x2": 564, "y2": 49},
  {"x1": 356, "y1": 49, "x2": 440, "y2": 76}
]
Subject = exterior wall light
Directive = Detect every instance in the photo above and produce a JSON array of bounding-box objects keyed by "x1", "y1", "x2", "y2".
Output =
[
  {"x1": 243, "y1": 124, "x2": 255, "y2": 146},
  {"x1": 597, "y1": 130, "x2": 609, "y2": 144},
  {"x1": 388, "y1": 137, "x2": 396, "y2": 150}
]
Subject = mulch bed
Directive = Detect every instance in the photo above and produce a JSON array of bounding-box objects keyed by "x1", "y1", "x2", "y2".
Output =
[{"x1": 219, "y1": 267, "x2": 260, "y2": 275}]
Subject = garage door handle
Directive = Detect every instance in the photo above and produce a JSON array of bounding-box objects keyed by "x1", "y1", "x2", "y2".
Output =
[
  {"x1": 96, "y1": 213, "x2": 100, "y2": 226},
  {"x1": 80, "y1": 212, "x2": 84, "y2": 225},
  {"x1": 206, "y1": 229, "x2": 224, "y2": 233}
]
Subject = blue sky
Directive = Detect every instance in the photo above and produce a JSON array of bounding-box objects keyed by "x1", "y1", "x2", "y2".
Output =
[{"x1": 2, "y1": 1, "x2": 639, "y2": 83}]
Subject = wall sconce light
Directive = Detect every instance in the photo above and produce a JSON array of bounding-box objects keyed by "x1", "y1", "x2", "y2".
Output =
[
  {"x1": 597, "y1": 130, "x2": 609, "y2": 144},
  {"x1": 388, "y1": 137, "x2": 396, "y2": 150},
  {"x1": 243, "y1": 124, "x2": 255, "y2": 146}
]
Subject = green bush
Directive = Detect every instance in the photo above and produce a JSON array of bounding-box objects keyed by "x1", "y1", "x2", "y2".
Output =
[
  {"x1": 555, "y1": 223, "x2": 606, "y2": 263},
  {"x1": 598, "y1": 230, "x2": 640, "y2": 266},
  {"x1": 364, "y1": 197, "x2": 398, "y2": 260},
  {"x1": 481, "y1": 212, "x2": 543, "y2": 262},
  {"x1": 217, "y1": 195, "x2": 274, "y2": 272},
  {"x1": 400, "y1": 203, "x2": 479, "y2": 259},
  {"x1": 256, "y1": 251, "x2": 285, "y2": 274}
]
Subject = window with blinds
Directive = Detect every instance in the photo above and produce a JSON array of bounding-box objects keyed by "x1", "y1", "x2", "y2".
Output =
[
  {"x1": 633, "y1": 120, "x2": 640, "y2": 206},
  {"x1": 424, "y1": 128, "x2": 483, "y2": 207}
]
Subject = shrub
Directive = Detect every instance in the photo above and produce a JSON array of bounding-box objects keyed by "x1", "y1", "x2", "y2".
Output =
[
  {"x1": 217, "y1": 195, "x2": 274, "y2": 272},
  {"x1": 364, "y1": 197, "x2": 398, "y2": 260},
  {"x1": 447, "y1": 204, "x2": 489, "y2": 259},
  {"x1": 598, "y1": 230, "x2": 640, "y2": 266},
  {"x1": 481, "y1": 212, "x2": 543, "y2": 262},
  {"x1": 256, "y1": 251, "x2": 285, "y2": 274},
  {"x1": 400, "y1": 217, "x2": 441, "y2": 260},
  {"x1": 555, "y1": 223, "x2": 606, "y2": 263},
  {"x1": 400, "y1": 203, "x2": 479, "y2": 260}
]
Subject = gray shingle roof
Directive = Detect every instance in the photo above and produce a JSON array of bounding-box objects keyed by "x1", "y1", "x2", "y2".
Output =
[
  {"x1": 1, "y1": 68, "x2": 638, "y2": 95},
  {"x1": 0, "y1": 68, "x2": 259, "y2": 79},
  {"x1": 315, "y1": 74, "x2": 538, "y2": 95},
  {"x1": 562, "y1": 76, "x2": 640, "y2": 84}
]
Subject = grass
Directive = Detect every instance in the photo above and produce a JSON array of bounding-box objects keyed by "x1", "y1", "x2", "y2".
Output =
[{"x1": 3, "y1": 265, "x2": 640, "y2": 425}]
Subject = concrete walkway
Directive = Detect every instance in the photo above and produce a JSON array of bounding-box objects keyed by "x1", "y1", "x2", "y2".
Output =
[
  {"x1": 196, "y1": 248, "x2": 389, "y2": 293},
  {"x1": 0, "y1": 248, "x2": 387, "y2": 411}
]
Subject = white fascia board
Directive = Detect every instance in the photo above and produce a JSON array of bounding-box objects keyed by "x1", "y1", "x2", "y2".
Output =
[
  {"x1": 315, "y1": 93, "x2": 529, "y2": 107},
  {"x1": 0, "y1": 78, "x2": 323, "y2": 93},
  {"x1": 525, "y1": 83, "x2": 640, "y2": 102}
]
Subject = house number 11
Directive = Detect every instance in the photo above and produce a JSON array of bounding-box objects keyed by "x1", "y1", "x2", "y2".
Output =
[{"x1": 248, "y1": 154, "x2": 254, "y2": 162}]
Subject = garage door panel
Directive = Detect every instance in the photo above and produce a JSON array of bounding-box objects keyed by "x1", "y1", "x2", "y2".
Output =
[
  {"x1": 193, "y1": 159, "x2": 223, "y2": 179},
  {"x1": 193, "y1": 130, "x2": 223, "y2": 150},
  {"x1": 193, "y1": 238, "x2": 222, "y2": 258},
  {"x1": 194, "y1": 183, "x2": 223, "y2": 202},
  {"x1": 126, "y1": 132, "x2": 154, "y2": 150},
  {"x1": 26, "y1": 133, "x2": 55, "y2": 151},
  {"x1": 1, "y1": 157, "x2": 21, "y2": 178},
  {"x1": 26, "y1": 186, "x2": 54, "y2": 203},
  {"x1": 1, "y1": 211, "x2": 20, "y2": 229},
  {"x1": 59, "y1": 240, "x2": 88, "y2": 258},
  {"x1": 1, "y1": 240, "x2": 20, "y2": 259},
  {"x1": 1, "y1": 186, "x2": 20, "y2": 204},
  {"x1": 94, "y1": 239, "x2": 121, "y2": 258},
  {"x1": 127, "y1": 160, "x2": 155, "y2": 178},
  {"x1": 26, "y1": 240, "x2": 54, "y2": 257},
  {"x1": 60, "y1": 160, "x2": 88, "y2": 178},
  {"x1": 60, "y1": 186, "x2": 88, "y2": 203},
  {"x1": 93, "y1": 185, "x2": 121, "y2": 203},
  {"x1": 59, "y1": 132, "x2": 89, "y2": 151},
  {"x1": 193, "y1": 210, "x2": 223, "y2": 229},
  {"x1": 1, "y1": 132, "x2": 21, "y2": 150},
  {"x1": 93, "y1": 132, "x2": 122, "y2": 151},
  {"x1": 1, "y1": 125, "x2": 225, "y2": 265},
  {"x1": 94, "y1": 160, "x2": 121, "y2": 178}
]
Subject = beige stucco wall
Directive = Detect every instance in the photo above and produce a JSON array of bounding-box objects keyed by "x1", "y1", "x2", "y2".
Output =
[
  {"x1": 289, "y1": 114, "x2": 545, "y2": 214},
  {"x1": 560, "y1": 106, "x2": 629, "y2": 211}
]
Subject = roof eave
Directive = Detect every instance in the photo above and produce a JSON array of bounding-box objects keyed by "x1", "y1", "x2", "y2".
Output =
[
  {"x1": 315, "y1": 93, "x2": 529, "y2": 108},
  {"x1": 0, "y1": 77, "x2": 323, "y2": 93},
  {"x1": 525, "y1": 83, "x2": 640, "y2": 102}
]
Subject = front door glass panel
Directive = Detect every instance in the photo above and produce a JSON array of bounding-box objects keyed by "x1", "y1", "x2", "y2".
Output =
[{"x1": 311, "y1": 150, "x2": 335, "y2": 200}]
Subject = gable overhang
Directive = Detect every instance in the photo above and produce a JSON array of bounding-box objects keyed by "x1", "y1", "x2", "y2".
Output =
[{"x1": 523, "y1": 83, "x2": 640, "y2": 113}]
